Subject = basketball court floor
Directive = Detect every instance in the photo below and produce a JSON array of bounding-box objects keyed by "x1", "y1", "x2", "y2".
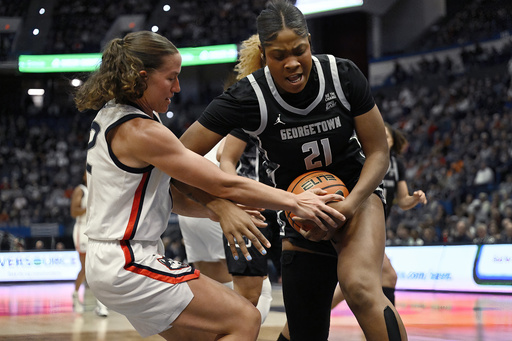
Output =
[{"x1": 0, "y1": 281, "x2": 511, "y2": 340}]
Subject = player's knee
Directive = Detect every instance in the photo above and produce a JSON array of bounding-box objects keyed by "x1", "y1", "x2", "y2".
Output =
[
  {"x1": 340, "y1": 279, "x2": 375, "y2": 313},
  {"x1": 382, "y1": 267, "x2": 398, "y2": 288},
  {"x1": 239, "y1": 287, "x2": 262, "y2": 306},
  {"x1": 241, "y1": 304, "x2": 261, "y2": 333}
]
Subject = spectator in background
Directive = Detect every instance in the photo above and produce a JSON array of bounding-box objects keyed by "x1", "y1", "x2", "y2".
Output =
[
  {"x1": 422, "y1": 226, "x2": 439, "y2": 245},
  {"x1": 34, "y1": 240, "x2": 45, "y2": 250},
  {"x1": 473, "y1": 223, "x2": 496, "y2": 244},
  {"x1": 500, "y1": 218, "x2": 512, "y2": 243},
  {"x1": 409, "y1": 229, "x2": 425, "y2": 246},
  {"x1": 1, "y1": 231, "x2": 11, "y2": 250},
  {"x1": 473, "y1": 161, "x2": 495, "y2": 187},
  {"x1": 468, "y1": 192, "x2": 491, "y2": 224},
  {"x1": 451, "y1": 218, "x2": 473, "y2": 244},
  {"x1": 393, "y1": 223, "x2": 413, "y2": 245}
]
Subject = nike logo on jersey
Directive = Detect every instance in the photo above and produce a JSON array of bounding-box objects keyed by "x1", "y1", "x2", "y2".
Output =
[{"x1": 274, "y1": 114, "x2": 285, "y2": 125}]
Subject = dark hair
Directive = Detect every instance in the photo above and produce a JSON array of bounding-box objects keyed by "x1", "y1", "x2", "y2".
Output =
[
  {"x1": 385, "y1": 122, "x2": 408, "y2": 155},
  {"x1": 75, "y1": 31, "x2": 179, "y2": 111},
  {"x1": 256, "y1": 0, "x2": 309, "y2": 48}
]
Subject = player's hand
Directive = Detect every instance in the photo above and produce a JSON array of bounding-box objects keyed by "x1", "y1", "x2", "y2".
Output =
[
  {"x1": 213, "y1": 199, "x2": 270, "y2": 261},
  {"x1": 292, "y1": 188, "x2": 346, "y2": 231},
  {"x1": 236, "y1": 204, "x2": 266, "y2": 223},
  {"x1": 294, "y1": 211, "x2": 346, "y2": 242},
  {"x1": 413, "y1": 190, "x2": 427, "y2": 205}
]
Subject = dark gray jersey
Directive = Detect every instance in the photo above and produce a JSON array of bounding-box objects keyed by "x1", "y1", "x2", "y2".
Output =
[{"x1": 201, "y1": 55, "x2": 375, "y2": 191}]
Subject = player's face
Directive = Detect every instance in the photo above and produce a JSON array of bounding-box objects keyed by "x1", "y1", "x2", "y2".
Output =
[
  {"x1": 138, "y1": 53, "x2": 182, "y2": 114},
  {"x1": 263, "y1": 28, "x2": 312, "y2": 94},
  {"x1": 385, "y1": 126, "x2": 394, "y2": 149}
]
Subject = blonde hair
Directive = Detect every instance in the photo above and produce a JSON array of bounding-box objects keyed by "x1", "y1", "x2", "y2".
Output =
[
  {"x1": 234, "y1": 34, "x2": 263, "y2": 80},
  {"x1": 75, "y1": 31, "x2": 179, "y2": 111}
]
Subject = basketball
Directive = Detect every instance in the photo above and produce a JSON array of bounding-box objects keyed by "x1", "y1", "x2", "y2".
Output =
[{"x1": 285, "y1": 170, "x2": 349, "y2": 232}]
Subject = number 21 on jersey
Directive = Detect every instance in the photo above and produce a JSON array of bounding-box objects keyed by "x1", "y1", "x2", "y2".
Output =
[{"x1": 302, "y1": 138, "x2": 332, "y2": 170}]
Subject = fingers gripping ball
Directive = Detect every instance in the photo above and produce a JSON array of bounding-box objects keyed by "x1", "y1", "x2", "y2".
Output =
[{"x1": 285, "y1": 171, "x2": 349, "y2": 232}]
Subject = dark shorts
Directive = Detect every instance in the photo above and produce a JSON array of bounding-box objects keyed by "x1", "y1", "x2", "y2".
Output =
[{"x1": 223, "y1": 210, "x2": 282, "y2": 277}]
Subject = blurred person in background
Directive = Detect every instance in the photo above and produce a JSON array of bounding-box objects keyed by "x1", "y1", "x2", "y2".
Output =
[{"x1": 70, "y1": 171, "x2": 108, "y2": 316}]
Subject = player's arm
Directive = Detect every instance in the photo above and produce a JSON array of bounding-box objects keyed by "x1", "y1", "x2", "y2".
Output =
[
  {"x1": 169, "y1": 182, "x2": 214, "y2": 219},
  {"x1": 218, "y1": 134, "x2": 247, "y2": 176},
  {"x1": 70, "y1": 186, "x2": 86, "y2": 218},
  {"x1": 330, "y1": 105, "x2": 389, "y2": 220},
  {"x1": 396, "y1": 180, "x2": 427, "y2": 210},
  {"x1": 171, "y1": 119, "x2": 344, "y2": 227}
]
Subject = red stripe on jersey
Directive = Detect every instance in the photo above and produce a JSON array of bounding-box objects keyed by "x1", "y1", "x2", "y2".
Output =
[
  {"x1": 122, "y1": 172, "x2": 149, "y2": 240},
  {"x1": 120, "y1": 241, "x2": 200, "y2": 284},
  {"x1": 124, "y1": 264, "x2": 199, "y2": 284}
]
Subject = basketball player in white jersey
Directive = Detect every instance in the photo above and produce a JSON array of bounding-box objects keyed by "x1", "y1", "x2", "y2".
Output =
[
  {"x1": 178, "y1": 142, "x2": 233, "y2": 288},
  {"x1": 70, "y1": 171, "x2": 108, "y2": 316},
  {"x1": 74, "y1": 31, "x2": 344, "y2": 340}
]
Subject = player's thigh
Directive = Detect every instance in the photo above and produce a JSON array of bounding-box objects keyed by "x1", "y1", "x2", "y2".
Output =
[
  {"x1": 382, "y1": 253, "x2": 397, "y2": 287},
  {"x1": 172, "y1": 275, "x2": 260, "y2": 334},
  {"x1": 233, "y1": 275, "x2": 264, "y2": 304},
  {"x1": 333, "y1": 194, "x2": 386, "y2": 285}
]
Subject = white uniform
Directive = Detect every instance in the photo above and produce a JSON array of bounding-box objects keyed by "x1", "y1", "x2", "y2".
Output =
[
  {"x1": 85, "y1": 101, "x2": 199, "y2": 337},
  {"x1": 178, "y1": 143, "x2": 226, "y2": 263},
  {"x1": 72, "y1": 184, "x2": 88, "y2": 253}
]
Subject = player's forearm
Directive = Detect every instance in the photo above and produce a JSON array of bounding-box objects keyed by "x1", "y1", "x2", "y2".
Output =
[
  {"x1": 170, "y1": 183, "x2": 214, "y2": 219},
  {"x1": 213, "y1": 176, "x2": 297, "y2": 212},
  {"x1": 397, "y1": 196, "x2": 419, "y2": 211},
  {"x1": 345, "y1": 151, "x2": 388, "y2": 210}
]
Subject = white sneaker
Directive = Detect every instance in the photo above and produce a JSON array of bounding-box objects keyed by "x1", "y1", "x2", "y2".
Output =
[
  {"x1": 95, "y1": 300, "x2": 109, "y2": 317},
  {"x1": 72, "y1": 291, "x2": 84, "y2": 313}
]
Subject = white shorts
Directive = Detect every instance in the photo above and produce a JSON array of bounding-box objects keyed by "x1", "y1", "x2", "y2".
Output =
[
  {"x1": 72, "y1": 222, "x2": 88, "y2": 253},
  {"x1": 178, "y1": 216, "x2": 226, "y2": 263},
  {"x1": 86, "y1": 239, "x2": 199, "y2": 337}
]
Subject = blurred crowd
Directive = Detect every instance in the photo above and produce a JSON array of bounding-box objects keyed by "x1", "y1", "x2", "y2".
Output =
[{"x1": 1, "y1": 0, "x2": 512, "y2": 251}]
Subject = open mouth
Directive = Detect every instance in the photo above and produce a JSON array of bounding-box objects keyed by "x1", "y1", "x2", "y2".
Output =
[{"x1": 287, "y1": 74, "x2": 302, "y2": 83}]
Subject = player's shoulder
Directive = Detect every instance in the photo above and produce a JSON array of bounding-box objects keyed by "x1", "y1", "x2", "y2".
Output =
[
  {"x1": 314, "y1": 54, "x2": 360, "y2": 73},
  {"x1": 219, "y1": 73, "x2": 260, "y2": 105}
]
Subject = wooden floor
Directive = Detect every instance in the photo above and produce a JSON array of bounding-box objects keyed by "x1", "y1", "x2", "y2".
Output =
[{"x1": 1, "y1": 282, "x2": 511, "y2": 340}]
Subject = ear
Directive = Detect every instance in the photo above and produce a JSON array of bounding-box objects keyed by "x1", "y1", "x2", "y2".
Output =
[
  {"x1": 139, "y1": 70, "x2": 148, "y2": 78},
  {"x1": 307, "y1": 33, "x2": 312, "y2": 46},
  {"x1": 259, "y1": 45, "x2": 266, "y2": 64}
]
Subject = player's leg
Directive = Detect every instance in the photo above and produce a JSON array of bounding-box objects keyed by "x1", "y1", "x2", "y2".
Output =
[
  {"x1": 159, "y1": 275, "x2": 260, "y2": 341},
  {"x1": 332, "y1": 252, "x2": 397, "y2": 309},
  {"x1": 332, "y1": 194, "x2": 407, "y2": 340},
  {"x1": 382, "y1": 253, "x2": 397, "y2": 305},
  {"x1": 193, "y1": 259, "x2": 233, "y2": 285},
  {"x1": 179, "y1": 216, "x2": 233, "y2": 286},
  {"x1": 232, "y1": 274, "x2": 272, "y2": 323},
  {"x1": 72, "y1": 252, "x2": 86, "y2": 313},
  {"x1": 280, "y1": 246, "x2": 338, "y2": 341},
  {"x1": 331, "y1": 283, "x2": 345, "y2": 309}
]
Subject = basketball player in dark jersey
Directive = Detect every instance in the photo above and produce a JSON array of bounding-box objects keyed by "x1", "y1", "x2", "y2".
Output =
[
  {"x1": 219, "y1": 131, "x2": 280, "y2": 323},
  {"x1": 179, "y1": 1, "x2": 408, "y2": 340}
]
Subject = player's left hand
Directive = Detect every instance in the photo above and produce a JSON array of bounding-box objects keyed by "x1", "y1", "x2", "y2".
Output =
[
  {"x1": 236, "y1": 204, "x2": 266, "y2": 224},
  {"x1": 294, "y1": 214, "x2": 346, "y2": 242},
  {"x1": 213, "y1": 199, "x2": 270, "y2": 261},
  {"x1": 413, "y1": 190, "x2": 428, "y2": 205}
]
